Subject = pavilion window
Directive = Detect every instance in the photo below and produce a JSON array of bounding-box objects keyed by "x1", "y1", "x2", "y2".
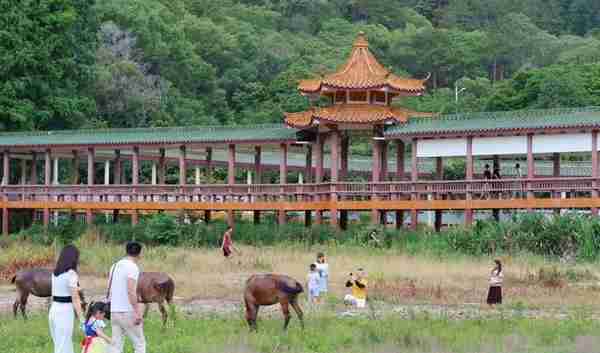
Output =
[
  {"x1": 349, "y1": 91, "x2": 367, "y2": 103},
  {"x1": 335, "y1": 91, "x2": 347, "y2": 104},
  {"x1": 370, "y1": 91, "x2": 386, "y2": 105}
]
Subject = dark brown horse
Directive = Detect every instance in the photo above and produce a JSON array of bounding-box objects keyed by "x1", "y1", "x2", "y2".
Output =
[
  {"x1": 138, "y1": 272, "x2": 175, "y2": 326},
  {"x1": 243, "y1": 274, "x2": 304, "y2": 331},
  {"x1": 11, "y1": 268, "x2": 87, "y2": 319}
]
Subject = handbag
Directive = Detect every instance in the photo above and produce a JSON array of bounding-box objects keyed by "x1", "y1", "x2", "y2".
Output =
[{"x1": 98, "y1": 262, "x2": 117, "y2": 320}]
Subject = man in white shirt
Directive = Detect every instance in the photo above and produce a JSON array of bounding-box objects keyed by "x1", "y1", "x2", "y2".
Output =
[{"x1": 109, "y1": 241, "x2": 145, "y2": 353}]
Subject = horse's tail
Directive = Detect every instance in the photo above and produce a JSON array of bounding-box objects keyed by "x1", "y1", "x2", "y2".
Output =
[
  {"x1": 155, "y1": 277, "x2": 175, "y2": 303},
  {"x1": 279, "y1": 281, "x2": 303, "y2": 296}
]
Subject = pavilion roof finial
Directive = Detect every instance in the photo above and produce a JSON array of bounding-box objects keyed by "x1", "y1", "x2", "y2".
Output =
[{"x1": 353, "y1": 31, "x2": 369, "y2": 48}]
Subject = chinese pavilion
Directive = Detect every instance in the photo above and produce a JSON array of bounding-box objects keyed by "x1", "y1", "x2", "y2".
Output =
[{"x1": 1, "y1": 32, "x2": 600, "y2": 235}]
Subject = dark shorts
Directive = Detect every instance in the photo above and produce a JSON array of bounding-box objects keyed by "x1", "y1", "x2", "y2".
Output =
[
  {"x1": 223, "y1": 248, "x2": 232, "y2": 257},
  {"x1": 487, "y1": 286, "x2": 502, "y2": 304}
]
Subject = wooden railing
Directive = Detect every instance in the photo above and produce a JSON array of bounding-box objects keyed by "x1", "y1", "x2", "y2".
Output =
[{"x1": 0, "y1": 177, "x2": 596, "y2": 204}]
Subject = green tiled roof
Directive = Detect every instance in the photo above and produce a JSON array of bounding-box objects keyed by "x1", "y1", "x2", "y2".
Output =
[
  {"x1": 0, "y1": 124, "x2": 299, "y2": 147},
  {"x1": 385, "y1": 107, "x2": 600, "y2": 136}
]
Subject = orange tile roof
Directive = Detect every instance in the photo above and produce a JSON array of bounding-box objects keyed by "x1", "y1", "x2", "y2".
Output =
[
  {"x1": 284, "y1": 105, "x2": 434, "y2": 128},
  {"x1": 298, "y1": 32, "x2": 427, "y2": 94}
]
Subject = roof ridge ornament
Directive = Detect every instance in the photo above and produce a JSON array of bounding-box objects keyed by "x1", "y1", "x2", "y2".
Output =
[{"x1": 353, "y1": 31, "x2": 369, "y2": 48}]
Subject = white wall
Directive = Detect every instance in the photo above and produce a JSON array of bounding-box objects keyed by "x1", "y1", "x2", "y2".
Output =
[
  {"x1": 417, "y1": 138, "x2": 467, "y2": 157},
  {"x1": 473, "y1": 136, "x2": 527, "y2": 156},
  {"x1": 533, "y1": 133, "x2": 592, "y2": 154}
]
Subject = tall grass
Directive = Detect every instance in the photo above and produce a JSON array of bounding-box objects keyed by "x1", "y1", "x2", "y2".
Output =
[
  {"x1": 10, "y1": 212, "x2": 600, "y2": 261},
  {"x1": 2, "y1": 313, "x2": 600, "y2": 353}
]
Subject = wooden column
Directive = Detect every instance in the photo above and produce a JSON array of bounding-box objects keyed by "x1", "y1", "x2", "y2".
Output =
[
  {"x1": 278, "y1": 143, "x2": 288, "y2": 225},
  {"x1": 592, "y1": 131, "x2": 598, "y2": 216},
  {"x1": 2, "y1": 207, "x2": 7, "y2": 236},
  {"x1": 113, "y1": 150, "x2": 121, "y2": 184},
  {"x1": 254, "y1": 146, "x2": 261, "y2": 224},
  {"x1": 30, "y1": 152, "x2": 37, "y2": 184},
  {"x1": 179, "y1": 145, "x2": 187, "y2": 186},
  {"x1": 527, "y1": 134, "x2": 534, "y2": 207},
  {"x1": 2, "y1": 150, "x2": 9, "y2": 185},
  {"x1": 305, "y1": 144, "x2": 313, "y2": 227},
  {"x1": 330, "y1": 130, "x2": 340, "y2": 229},
  {"x1": 151, "y1": 163, "x2": 158, "y2": 185},
  {"x1": 86, "y1": 147, "x2": 95, "y2": 225},
  {"x1": 552, "y1": 152, "x2": 560, "y2": 215},
  {"x1": 53, "y1": 158, "x2": 59, "y2": 185},
  {"x1": 371, "y1": 138, "x2": 382, "y2": 224},
  {"x1": 205, "y1": 147, "x2": 213, "y2": 222},
  {"x1": 314, "y1": 135, "x2": 324, "y2": 225},
  {"x1": 194, "y1": 166, "x2": 201, "y2": 185},
  {"x1": 158, "y1": 148, "x2": 166, "y2": 184},
  {"x1": 19, "y1": 158, "x2": 26, "y2": 185},
  {"x1": 381, "y1": 141, "x2": 388, "y2": 182},
  {"x1": 132, "y1": 146, "x2": 140, "y2": 186},
  {"x1": 340, "y1": 136, "x2": 349, "y2": 180},
  {"x1": 395, "y1": 141, "x2": 405, "y2": 228},
  {"x1": 104, "y1": 160, "x2": 110, "y2": 185},
  {"x1": 227, "y1": 144, "x2": 235, "y2": 226},
  {"x1": 435, "y1": 156, "x2": 443, "y2": 231},
  {"x1": 71, "y1": 150, "x2": 79, "y2": 184},
  {"x1": 465, "y1": 136, "x2": 473, "y2": 226},
  {"x1": 410, "y1": 139, "x2": 418, "y2": 230},
  {"x1": 43, "y1": 149, "x2": 51, "y2": 228}
]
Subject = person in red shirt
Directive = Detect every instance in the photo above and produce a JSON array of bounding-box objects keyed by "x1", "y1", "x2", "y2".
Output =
[{"x1": 221, "y1": 226, "x2": 239, "y2": 258}]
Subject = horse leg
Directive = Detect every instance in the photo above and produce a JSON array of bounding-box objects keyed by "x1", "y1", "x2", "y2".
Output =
[
  {"x1": 244, "y1": 298, "x2": 258, "y2": 331},
  {"x1": 158, "y1": 301, "x2": 168, "y2": 327},
  {"x1": 281, "y1": 302, "x2": 291, "y2": 331},
  {"x1": 13, "y1": 296, "x2": 20, "y2": 319},
  {"x1": 20, "y1": 294, "x2": 29, "y2": 320},
  {"x1": 290, "y1": 300, "x2": 304, "y2": 330}
]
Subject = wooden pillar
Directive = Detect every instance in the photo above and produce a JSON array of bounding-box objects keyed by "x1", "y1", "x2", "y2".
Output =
[
  {"x1": 381, "y1": 141, "x2": 388, "y2": 182},
  {"x1": 104, "y1": 160, "x2": 110, "y2": 185},
  {"x1": 151, "y1": 163, "x2": 158, "y2": 185},
  {"x1": 395, "y1": 141, "x2": 405, "y2": 228},
  {"x1": 253, "y1": 146, "x2": 262, "y2": 224},
  {"x1": 85, "y1": 147, "x2": 94, "y2": 225},
  {"x1": 465, "y1": 136, "x2": 474, "y2": 226},
  {"x1": 53, "y1": 158, "x2": 59, "y2": 185},
  {"x1": 315, "y1": 136, "x2": 324, "y2": 225},
  {"x1": 30, "y1": 152, "x2": 37, "y2": 184},
  {"x1": 205, "y1": 147, "x2": 213, "y2": 182},
  {"x1": 227, "y1": 144, "x2": 235, "y2": 226},
  {"x1": 371, "y1": 137, "x2": 382, "y2": 224},
  {"x1": 410, "y1": 139, "x2": 418, "y2": 230},
  {"x1": 71, "y1": 150, "x2": 79, "y2": 184},
  {"x1": 330, "y1": 130, "x2": 340, "y2": 229},
  {"x1": 254, "y1": 146, "x2": 262, "y2": 184},
  {"x1": 194, "y1": 166, "x2": 201, "y2": 185},
  {"x1": 340, "y1": 136, "x2": 349, "y2": 180},
  {"x1": 132, "y1": 146, "x2": 140, "y2": 186},
  {"x1": 435, "y1": 156, "x2": 443, "y2": 231},
  {"x1": 113, "y1": 150, "x2": 121, "y2": 184},
  {"x1": 592, "y1": 131, "x2": 598, "y2": 216},
  {"x1": 304, "y1": 144, "x2": 313, "y2": 227},
  {"x1": 527, "y1": 134, "x2": 534, "y2": 206},
  {"x1": 43, "y1": 149, "x2": 51, "y2": 228},
  {"x1": 179, "y1": 145, "x2": 187, "y2": 186},
  {"x1": 278, "y1": 143, "x2": 288, "y2": 225},
  {"x1": 158, "y1": 148, "x2": 166, "y2": 184},
  {"x1": 20, "y1": 158, "x2": 27, "y2": 185},
  {"x1": 87, "y1": 147, "x2": 95, "y2": 186},
  {"x1": 2, "y1": 207, "x2": 8, "y2": 236},
  {"x1": 2, "y1": 150, "x2": 9, "y2": 185}
]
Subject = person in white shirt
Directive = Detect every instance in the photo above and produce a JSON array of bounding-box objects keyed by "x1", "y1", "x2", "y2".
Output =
[
  {"x1": 49, "y1": 245, "x2": 84, "y2": 353},
  {"x1": 486, "y1": 259, "x2": 503, "y2": 307},
  {"x1": 109, "y1": 242, "x2": 145, "y2": 353}
]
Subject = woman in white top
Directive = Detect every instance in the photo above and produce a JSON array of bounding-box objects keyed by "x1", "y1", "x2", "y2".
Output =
[
  {"x1": 486, "y1": 259, "x2": 503, "y2": 307},
  {"x1": 49, "y1": 245, "x2": 84, "y2": 353},
  {"x1": 315, "y1": 252, "x2": 329, "y2": 294}
]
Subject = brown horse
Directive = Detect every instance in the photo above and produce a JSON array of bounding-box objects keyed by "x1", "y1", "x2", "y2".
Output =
[
  {"x1": 11, "y1": 268, "x2": 87, "y2": 319},
  {"x1": 243, "y1": 274, "x2": 304, "y2": 331},
  {"x1": 137, "y1": 272, "x2": 175, "y2": 326}
]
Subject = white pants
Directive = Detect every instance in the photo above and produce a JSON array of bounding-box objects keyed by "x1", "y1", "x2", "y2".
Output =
[
  {"x1": 49, "y1": 302, "x2": 75, "y2": 353},
  {"x1": 344, "y1": 294, "x2": 366, "y2": 308},
  {"x1": 110, "y1": 312, "x2": 146, "y2": 353}
]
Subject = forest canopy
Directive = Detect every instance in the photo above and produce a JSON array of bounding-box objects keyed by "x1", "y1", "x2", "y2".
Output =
[{"x1": 2, "y1": 0, "x2": 600, "y2": 132}]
